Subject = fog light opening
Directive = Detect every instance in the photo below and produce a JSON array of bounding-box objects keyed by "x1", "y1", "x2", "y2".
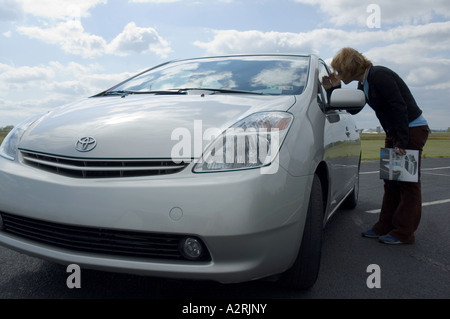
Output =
[{"x1": 180, "y1": 237, "x2": 204, "y2": 261}]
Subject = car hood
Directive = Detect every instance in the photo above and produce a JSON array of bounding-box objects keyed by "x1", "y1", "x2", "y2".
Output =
[{"x1": 20, "y1": 94, "x2": 296, "y2": 158}]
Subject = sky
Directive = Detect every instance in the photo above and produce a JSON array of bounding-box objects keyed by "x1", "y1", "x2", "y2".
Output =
[{"x1": 0, "y1": 0, "x2": 449, "y2": 130}]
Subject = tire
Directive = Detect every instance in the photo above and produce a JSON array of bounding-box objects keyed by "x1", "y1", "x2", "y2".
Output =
[{"x1": 278, "y1": 174, "x2": 324, "y2": 290}]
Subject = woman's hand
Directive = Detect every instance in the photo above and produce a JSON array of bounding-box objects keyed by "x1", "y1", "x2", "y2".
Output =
[
  {"x1": 321, "y1": 73, "x2": 341, "y2": 90},
  {"x1": 394, "y1": 147, "x2": 406, "y2": 155}
]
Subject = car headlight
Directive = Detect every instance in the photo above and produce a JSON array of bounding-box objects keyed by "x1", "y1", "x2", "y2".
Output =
[
  {"x1": 193, "y1": 111, "x2": 293, "y2": 173},
  {"x1": 0, "y1": 113, "x2": 47, "y2": 161}
]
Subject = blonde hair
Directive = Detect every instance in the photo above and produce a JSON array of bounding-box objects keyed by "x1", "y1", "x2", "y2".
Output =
[{"x1": 331, "y1": 48, "x2": 372, "y2": 79}]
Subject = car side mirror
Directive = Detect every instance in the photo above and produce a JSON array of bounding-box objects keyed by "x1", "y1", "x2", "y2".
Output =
[{"x1": 328, "y1": 89, "x2": 366, "y2": 111}]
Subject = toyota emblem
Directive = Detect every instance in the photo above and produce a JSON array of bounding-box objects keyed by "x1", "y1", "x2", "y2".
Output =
[{"x1": 76, "y1": 136, "x2": 97, "y2": 152}]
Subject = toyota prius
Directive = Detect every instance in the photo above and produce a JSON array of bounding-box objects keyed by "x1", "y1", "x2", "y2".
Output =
[{"x1": 0, "y1": 54, "x2": 365, "y2": 289}]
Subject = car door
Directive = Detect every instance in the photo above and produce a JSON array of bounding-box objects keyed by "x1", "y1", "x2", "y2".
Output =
[
  {"x1": 317, "y1": 61, "x2": 359, "y2": 211},
  {"x1": 339, "y1": 112, "x2": 361, "y2": 193}
]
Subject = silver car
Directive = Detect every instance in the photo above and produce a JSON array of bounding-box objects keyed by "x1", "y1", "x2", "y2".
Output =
[{"x1": 0, "y1": 54, "x2": 365, "y2": 289}]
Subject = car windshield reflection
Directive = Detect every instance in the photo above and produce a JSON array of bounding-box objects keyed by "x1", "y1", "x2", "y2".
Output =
[{"x1": 109, "y1": 55, "x2": 310, "y2": 96}]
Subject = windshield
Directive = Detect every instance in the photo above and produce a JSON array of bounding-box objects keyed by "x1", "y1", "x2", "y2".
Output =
[{"x1": 108, "y1": 55, "x2": 310, "y2": 96}]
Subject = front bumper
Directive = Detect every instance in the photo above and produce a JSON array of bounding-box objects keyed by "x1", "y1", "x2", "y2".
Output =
[{"x1": 0, "y1": 157, "x2": 311, "y2": 283}]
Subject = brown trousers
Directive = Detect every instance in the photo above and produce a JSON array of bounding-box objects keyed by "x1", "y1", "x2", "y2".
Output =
[{"x1": 372, "y1": 125, "x2": 430, "y2": 243}]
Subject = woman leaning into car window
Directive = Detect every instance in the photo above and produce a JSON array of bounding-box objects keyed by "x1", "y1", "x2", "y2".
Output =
[{"x1": 322, "y1": 47, "x2": 430, "y2": 245}]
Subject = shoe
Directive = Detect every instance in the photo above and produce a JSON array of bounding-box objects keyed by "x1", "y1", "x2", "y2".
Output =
[
  {"x1": 378, "y1": 234, "x2": 404, "y2": 244},
  {"x1": 362, "y1": 229, "x2": 379, "y2": 238}
]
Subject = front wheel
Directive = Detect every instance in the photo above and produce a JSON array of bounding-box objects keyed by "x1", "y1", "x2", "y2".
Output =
[{"x1": 278, "y1": 174, "x2": 324, "y2": 290}]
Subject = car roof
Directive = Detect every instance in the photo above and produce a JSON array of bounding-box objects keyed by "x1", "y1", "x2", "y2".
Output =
[{"x1": 168, "y1": 53, "x2": 316, "y2": 63}]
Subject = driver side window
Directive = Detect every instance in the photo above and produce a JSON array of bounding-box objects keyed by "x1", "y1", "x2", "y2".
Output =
[{"x1": 317, "y1": 61, "x2": 331, "y2": 112}]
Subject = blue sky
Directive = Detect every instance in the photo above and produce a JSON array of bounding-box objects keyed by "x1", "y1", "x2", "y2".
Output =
[{"x1": 1, "y1": 0, "x2": 449, "y2": 129}]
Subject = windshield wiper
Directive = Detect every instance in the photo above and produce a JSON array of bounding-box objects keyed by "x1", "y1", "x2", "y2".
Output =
[
  {"x1": 103, "y1": 88, "x2": 266, "y2": 97},
  {"x1": 103, "y1": 89, "x2": 187, "y2": 96},
  {"x1": 179, "y1": 88, "x2": 265, "y2": 95},
  {"x1": 103, "y1": 90, "x2": 133, "y2": 96}
]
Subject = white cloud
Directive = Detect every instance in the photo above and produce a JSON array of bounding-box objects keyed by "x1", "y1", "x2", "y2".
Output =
[
  {"x1": 0, "y1": 63, "x2": 54, "y2": 88},
  {"x1": 196, "y1": 21, "x2": 450, "y2": 56},
  {"x1": 194, "y1": 30, "x2": 320, "y2": 55},
  {"x1": 107, "y1": 22, "x2": 171, "y2": 57},
  {"x1": 18, "y1": 20, "x2": 171, "y2": 59},
  {"x1": 18, "y1": 0, "x2": 107, "y2": 19},
  {"x1": 294, "y1": 0, "x2": 450, "y2": 26},
  {"x1": 14, "y1": 0, "x2": 173, "y2": 59},
  {"x1": 0, "y1": 61, "x2": 136, "y2": 125},
  {"x1": 18, "y1": 20, "x2": 107, "y2": 58},
  {"x1": 195, "y1": 21, "x2": 450, "y2": 89},
  {"x1": 0, "y1": 61, "x2": 133, "y2": 100}
]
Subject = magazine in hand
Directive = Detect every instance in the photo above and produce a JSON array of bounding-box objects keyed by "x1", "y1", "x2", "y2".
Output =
[{"x1": 379, "y1": 148, "x2": 419, "y2": 182}]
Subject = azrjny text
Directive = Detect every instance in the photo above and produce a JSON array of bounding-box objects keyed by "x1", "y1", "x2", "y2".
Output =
[{"x1": 182, "y1": 303, "x2": 267, "y2": 316}]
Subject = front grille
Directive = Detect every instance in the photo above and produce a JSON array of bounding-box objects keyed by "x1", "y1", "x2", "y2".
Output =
[
  {"x1": 20, "y1": 150, "x2": 189, "y2": 178},
  {"x1": 0, "y1": 212, "x2": 210, "y2": 261}
]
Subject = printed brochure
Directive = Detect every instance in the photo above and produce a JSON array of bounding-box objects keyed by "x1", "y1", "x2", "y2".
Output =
[{"x1": 379, "y1": 148, "x2": 419, "y2": 182}]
